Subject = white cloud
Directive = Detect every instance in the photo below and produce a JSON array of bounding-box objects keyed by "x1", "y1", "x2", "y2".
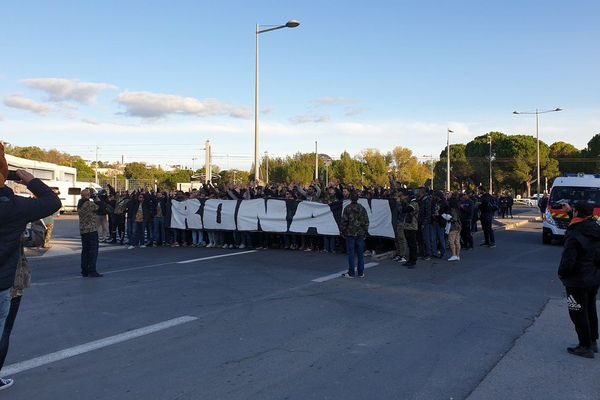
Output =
[
  {"x1": 22, "y1": 78, "x2": 118, "y2": 104},
  {"x1": 81, "y1": 118, "x2": 99, "y2": 125},
  {"x1": 344, "y1": 107, "x2": 366, "y2": 117},
  {"x1": 3, "y1": 95, "x2": 52, "y2": 114},
  {"x1": 116, "y1": 91, "x2": 251, "y2": 119},
  {"x1": 312, "y1": 97, "x2": 358, "y2": 106},
  {"x1": 290, "y1": 114, "x2": 331, "y2": 124}
]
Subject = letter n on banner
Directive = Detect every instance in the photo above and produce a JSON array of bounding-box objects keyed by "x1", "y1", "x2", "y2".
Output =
[{"x1": 237, "y1": 199, "x2": 287, "y2": 232}]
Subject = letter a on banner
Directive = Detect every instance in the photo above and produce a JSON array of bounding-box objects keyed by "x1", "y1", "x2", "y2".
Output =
[{"x1": 289, "y1": 202, "x2": 340, "y2": 236}]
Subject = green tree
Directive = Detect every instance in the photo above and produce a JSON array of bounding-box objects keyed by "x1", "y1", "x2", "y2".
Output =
[
  {"x1": 388, "y1": 146, "x2": 430, "y2": 187},
  {"x1": 435, "y1": 143, "x2": 473, "y2": 191},
  {"x1": 360, "y1": 149, "x2": 389, "y2": 187},
  {"x1": 331, "y1": 151, "x2": 362, "y2": 186},
  {"x1": 124, "y1": 162, "x2": 153, "y2": 180}
]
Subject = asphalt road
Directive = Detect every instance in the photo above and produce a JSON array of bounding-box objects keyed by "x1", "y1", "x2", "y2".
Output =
[{"x1": 3, "y1": 219, "x2": 565, "y2": 400}]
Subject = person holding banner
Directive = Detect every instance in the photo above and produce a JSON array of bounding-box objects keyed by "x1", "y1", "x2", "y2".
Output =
[{"x1": 341, "y1": 192, "x2": 370, "y2": 278}]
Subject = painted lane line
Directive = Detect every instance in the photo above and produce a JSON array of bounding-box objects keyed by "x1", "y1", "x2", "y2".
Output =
[
  {"x1": 312, "y1": 262, "x2": 379, "y2": 283},
  {"x1": 103, "y1": 250, "x2": 258, "y2": 274},
  {"x1": 176, "y1": 250, "x2": 258, "y2": 264},
  {"x1": 0, "y1": 316, "x2": 198, "y2": 376}
]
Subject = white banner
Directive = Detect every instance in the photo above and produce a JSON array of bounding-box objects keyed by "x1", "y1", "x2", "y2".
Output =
[{"x1": 169, "y1": 198, "x2": 395, "y2": 239}]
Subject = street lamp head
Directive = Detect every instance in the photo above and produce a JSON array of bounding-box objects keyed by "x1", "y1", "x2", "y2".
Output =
[
  {"x1": 286, "y1": 20, "x2": 300, "y2": 28},
  {"x1": 512, "y1": 111, "x2": 519, "y2": 114},
  {"x1": 554, "y1": 108, "x2": 562, "y2": 112}
]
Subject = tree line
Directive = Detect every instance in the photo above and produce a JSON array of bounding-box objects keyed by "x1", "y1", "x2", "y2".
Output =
[{"x1": 4, "y1": 132, "x2": 599, "y2": 194}]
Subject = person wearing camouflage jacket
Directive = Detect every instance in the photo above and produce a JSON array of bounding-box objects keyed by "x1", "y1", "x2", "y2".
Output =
[
  {"x1": 77, "y1": 189, "x2": 102, "y2": 278},
  {"x1": 398, "y1": 190, "x2": 419, "y2": 268},
  {"x1": 341, "y1": 192, "x2": 370, "y2": 278}
]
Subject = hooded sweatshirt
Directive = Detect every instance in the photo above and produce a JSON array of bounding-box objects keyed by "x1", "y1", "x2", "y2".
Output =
[{"x1": 558, "y1": 217, "x2": 600, "y2": 288}]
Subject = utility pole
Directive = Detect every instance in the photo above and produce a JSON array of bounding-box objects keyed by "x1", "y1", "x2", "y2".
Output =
[
  {"x1": 446, "y1": 129, "x2": 453, "y2": 192},
  {"x1": 315, "y1": 141, "x2": 318, "y2": 181},
  {"x1": 95, "y1": 145, "x2": 99, "y2": 185},
  {"x1": 204, "y1": 140, "x2": 212, "y2": 184},
  {"x1": 489, "y1": 135, "x2": 493, "y2": 194}
]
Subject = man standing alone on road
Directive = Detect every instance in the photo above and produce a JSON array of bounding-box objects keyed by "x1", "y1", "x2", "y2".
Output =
[
  {"x1": 0, "y1": 143, "x2": 61, "y2": 390},
  {"x1": 78, "y1": 189, "x2": 103, "y2": 278},
  {"x1": 341, "y1": 191, "x2": 370, "y2": 278},
  {"x1": 558, "y1": 201, "x2": 600, "y2": 359},
  {"x1": 478, "y1": 186, "x2": 497, "y2": 248}
]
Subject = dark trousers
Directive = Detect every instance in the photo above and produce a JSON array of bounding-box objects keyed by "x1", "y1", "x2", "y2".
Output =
[
  {"x1": 0, "y1": 296, "x2": 22, "y2": 370},
  {"x1": 80, "y1": 231, "x2": 99, "y2": 275},
  {"x1": 566, "y1": 286, "x2": 599, "y2": 347},
  {"x1": 132, "y1": 222, "x2": 145, "y2": 246},
  {"x1": 460, "y1": 219, "x2": 473, "y2": 248},
  {"x1": 346, "y1": 236, "x2": 365, "y2": 276},
  {"x1": 112, "y1": 215, "x2": 126, "y2": 242},
  {"x1": 480, "y1": 213, "x2": 495, "y2": 244},
  {"x1": 404, "y1": 229, "x2": 418, "y2": 263}
]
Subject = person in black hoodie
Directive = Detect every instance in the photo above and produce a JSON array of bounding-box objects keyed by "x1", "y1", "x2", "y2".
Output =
[
  {"x1": 478, "y1": 186, "x2": 497, "y2": 247},
  {"x1": 558, "y1": 201, "x2": 600, "y2": 359},
  {"x1": 0, "y1": 144, "x2": 61, "y2": 390}
]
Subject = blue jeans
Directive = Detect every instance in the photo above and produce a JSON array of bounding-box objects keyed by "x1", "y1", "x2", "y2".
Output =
[
  {"x1": 80, "y1": 231, "x2": 99, "y2": 275},
  {"x1": 421, "y1": 223, "x2": 436, "y2": 257},
  {"x1": 346, "y1": 236, "x2": 366, "y2": 276},
  {"x1": 0, "y1": 289, "x2": 11, "y2": 335},
  {"x1": 433, "y1": 224, "x2": 446, "y2": 257},
  {"x1": 192, "y1": 230, "x2": 202, "y2": 245},
  {"x1": 153, "y1": 217, "x2": 165, "y2": 245}
]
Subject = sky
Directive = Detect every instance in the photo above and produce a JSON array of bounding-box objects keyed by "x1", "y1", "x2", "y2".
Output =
[{"x1": 1, "y1": 0, "x2": 599, "y2": 171}]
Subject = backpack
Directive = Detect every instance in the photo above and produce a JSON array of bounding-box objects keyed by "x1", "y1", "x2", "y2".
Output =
[{"x1": 23, "y1": 220, "x2": 47, "y2": 248}]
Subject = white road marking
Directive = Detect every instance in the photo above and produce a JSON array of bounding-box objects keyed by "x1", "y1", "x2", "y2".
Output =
[
  {"x1": 0, "y1": 316, "x2": 198, "y2": 376},
  {"x1": 176, "y1": 250, "x2": 257, "y2": 264},
  {"x1": 312, "y1": 262, "x2": 379, "y2": 283}
]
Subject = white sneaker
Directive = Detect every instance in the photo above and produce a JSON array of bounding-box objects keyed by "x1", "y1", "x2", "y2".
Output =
[
  {"x1": 222, "y1": 244, "x2": 228, "y2": 249},
  {"x1": 398, "y1": 257, "x2": 407, "y2": 263},
  {"x1": 206, "y1": 243, "x2": 213, "y2": 248},
  {"x1": 228, "y1": 244, "x2": 234, "y2": 249},
  {"x1": 127, "y1": 245, "x2": 135, "y2": 250},
  {"x1": 239, "y1": 244, "x2": 246, "y2": 249},
  {"x1": 0, "y1": 378, "x2": 14, "y2": 390},
  {"x1": 140, "y1": 245, "x2": 146, "y2": 248},
  {"x1": 448, "y1": 256, "x2": 459, "y2": 261}
]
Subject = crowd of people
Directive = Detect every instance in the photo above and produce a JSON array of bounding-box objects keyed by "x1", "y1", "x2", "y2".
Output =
[{"x1": 79, "y1": 178, "x2": 509, "y2": 269}]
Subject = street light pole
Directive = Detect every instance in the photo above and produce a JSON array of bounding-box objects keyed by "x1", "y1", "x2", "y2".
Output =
[
  {"x1": 254, "y1": 20, "x2": 300, "y2": 186},
  {"x1": 489, "y1": 135, "x2": 493, "y2": 194},
  {"x1": 446, "y1": 129, "x2": 453, "y2": 192},
  {"x1": 513, "y1": 107, "x2": 562, "y2": 197}
]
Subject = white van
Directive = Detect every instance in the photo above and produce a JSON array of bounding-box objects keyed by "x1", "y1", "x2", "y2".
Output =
[
  {"x1": 45, "y1": 181, "x2": 103, "y2": 212},
  {"x1": 542, "y1": 173, "x2": 600, "y2": 244}
]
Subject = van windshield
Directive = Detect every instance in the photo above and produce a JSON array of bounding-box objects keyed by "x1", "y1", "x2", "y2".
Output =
[{"x1": 550, "y1": 186, "x2": 600, "y2": 207}]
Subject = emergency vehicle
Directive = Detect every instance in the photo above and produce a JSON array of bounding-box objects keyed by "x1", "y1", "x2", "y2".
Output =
[{"x1": 542, "y1": 173, "x2": 600, "y2": 244}]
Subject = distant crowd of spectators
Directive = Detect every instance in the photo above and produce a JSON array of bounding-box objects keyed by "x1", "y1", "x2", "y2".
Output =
[{"x1": 85, "y1": 177, "x2": 513, "y2": 265}]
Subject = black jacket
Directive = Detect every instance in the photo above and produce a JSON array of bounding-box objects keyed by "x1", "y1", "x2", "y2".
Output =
[
  {"x1": 0, "y1": 179, "x2": 61, "y2": 290},
  {"x1": 558, "y1": 218, "x2": 600, "y2": 288},
  {"x1": 479, "y1": 193, "x2": 496, "y2": 215}
]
